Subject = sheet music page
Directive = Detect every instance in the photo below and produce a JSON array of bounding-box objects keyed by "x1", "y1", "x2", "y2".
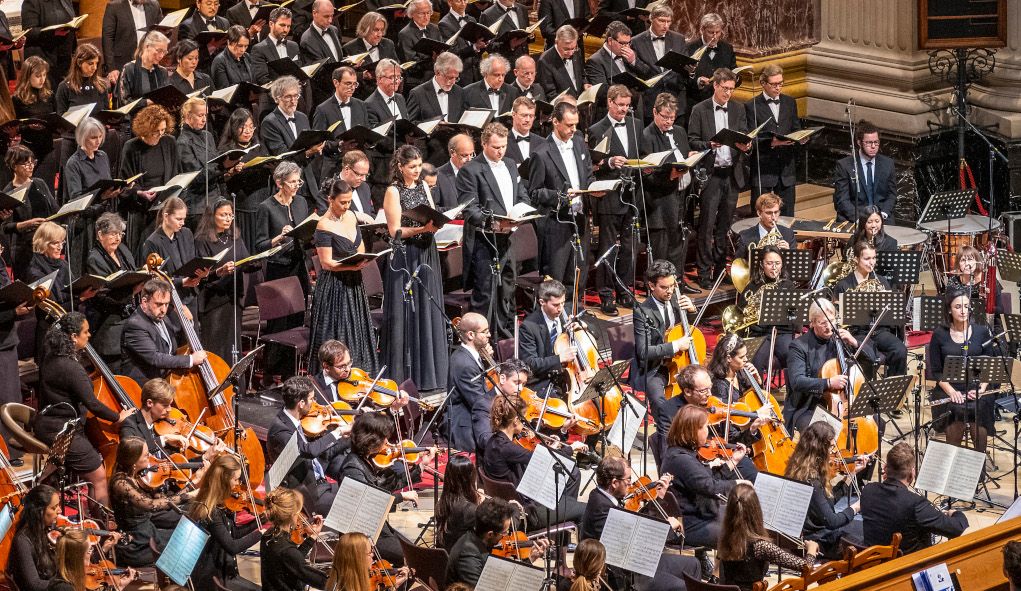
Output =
[
  {"x1": 516, "y1": 444, "x2": 575, "y2": 510},
  {"x1": 599, "y1": 508, "x2": 667, "y2": 577},
  {"x1": 587, "y1": 179, "x2": 621, "y2": 192},
  {"x1": 754, "y1": 473, "x2": 813, "y2": 539},
  {"x1": 458, "y1": 109, "x2": 492, "y2": 128},
  {"x1": 915, "y1": 441, "x2": 955, "y2": 496},
  {"x1": 323, "y1": 477, "x2": 395, "y2": 541},
  {"x1": 0, "y1": 503, "x2": 13, "y2": 542},
  {"x1": 808, "y1": 406, "x2": 843, "y2": 435},
  {"x1": 474, "y1": 555, "x2": 518, "y2": 591},
  {"x1": 155, "y1": 518, "x2": 210, "y2": 586},
  {"x1": 998, "y1": 495, "x2": 1021, "y2": 524},
  {"x1": 943, "y1": 445, "x2": 985, "y2": 501},
  {"x1": 508, "y1": 202, "x2": 538, "y2": 219},
  {"x1": 605, "y1": 393, "x2": 645, "y2": 456},
  {"x1": 267, "y1": 433, "x2": 300, "y2": 491}
]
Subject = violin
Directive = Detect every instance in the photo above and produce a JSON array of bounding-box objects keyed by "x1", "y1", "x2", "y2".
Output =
[
  {"x1": 84, "y1": 559, "x2": 131, "y2": 591},
  {"x1": 222, "y1": 484, "x2": 265, "y2": 514},
  {"x1": 696, "y1": 436, "x2": 739, "y2": 463},
  {"x1": 48, "y1": 515, "x2": 117, "y2": 545},
  {"x1": 490, "y1": 531, "x2": 541, "y2": 560},
  {"x1": 290, "y1": 520, "x2": 319, "y2": 545},
  {"x1": 705, "y1": 395, "x2": 761, "y2": 427},
  {"x1": 137, "y1": 453, "x2": 204, "y2": 490},
  {"x1": 519, "y1": 387, "x2": 599, "y2": 433},
  {"x1": 153, "y1": 407, "x2": 221, "y2": 454},
  {"x1": 513, "y1": 429, "x2": 564, "y2": 452},
  {"x1": 369, "y1": 559, "x2": 404, "y2": 590},
  {"x1": 622, "y1": 474, "x2": 672, "y2": 512},
  {"x1": 300, "y1": 400, "x2": 359, "y2": 437},
  {"x1": 371, "y1": 440, "x2": 432, "y2": 468},
  {"x1": 336, "y1": 367, "x2": 402, "y2": 407}
]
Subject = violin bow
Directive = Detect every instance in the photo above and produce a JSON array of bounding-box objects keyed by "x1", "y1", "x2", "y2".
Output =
[
  {"x1": 390, "y1": 413, "x2": 416, "y2": 498},
  {"x1": 355, "y1": 366, "x2": 390, "y2": 412},
  {"x1": 705, "y1": 422, "x2": 744, "y2": 481}
]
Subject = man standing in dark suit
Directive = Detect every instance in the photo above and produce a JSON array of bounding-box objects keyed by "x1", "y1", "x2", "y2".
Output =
[
  {"x1": 299, "y1": 0, "x2": 344, "y2": 108},
  {"x1": 632, "y1": 260, "x2": 694, "y2": 434},
  {"x1": 397, "y1": 0, "x2": 442, "y2": 90},
  {"x1": 518, "y1": 279, "x2": 573, "y2": 394},
  {"x1": 261, "y1": 75, "x2": 326, "y2": 211},
  {"x1": 511, "y1": 56, "x2": 547, "y2": 103},
  {"x1": 832, "y1": 120, "x2": 897, "y2": 222},
  {"x1": 632, "y1": 2, "x2": 688, "y2": 123},
  {"x1": 408, "y1": 52, "x2": 466, "y2": 165},
  {"x1": 589, "y1": 84, "x2": 642, "y2": 316},
  {"x1": 266, "y1": 376, "x2": 349, "y2": 516},
  {"x1": 463, "y1": 55, "x2": 520, "y2": 115},
  {"x1": 102, "y1": 0, "x2": 162, "y2": 80},
  {"x1": 447, "y1": 499, "x2": 548, "y2": 587},
  {"x1": 178, "y1": 0, "x2": 231, "y2": 71},
  {"x1": 457, "y1": 123, "x2": 532, "y2": 338},
  {"x1": 734, "y1": 192, "x2": 796, "y2": 261},
  {"x1": 338, "y1": 151, "x2": 378, "y2": 223},
  {"x1": 438, "y1": 0, "x2": 486, "y2": 86},
  {"x1": 537, "y1": 25, "x2": 587, "y2": 99},
  {"x1": 447, "y1": 312, "x2": 493, "y2": 453},
  {"x1": 121, "y1": 279, "x2": 206, "y2": 385},
  {"x1": 527, "y1": 102, "x2": 595, "y2": 303},
  {"x1": 226, "y1": 0, "x2": 268, "y2": 40},
  {"x1": 21, "y1": 0, "x2": 78, "y2": 89},
  {"x1": 585, "y1": 21, "x2": 653, "y2": 119},
  {"x1": 538, "y1": 0, "x2": 589, "y2": 50},
  {"x1": 480, "y1": 0, "x2": 531, "y2": 62},
  {"x1": 861, "y1": 442, "x2": 968, "y2": 554},
  {"x1": 365, "y1": 59, "x2": 411, "y2": 199},
  {"x1": 249, "y1": 7, "x2": 300, "y2": 86},
  {"x1": 688, "y1": 67, "x2": 750, "y2": 288},
  {"x1": 504, "y1": 96, "x2": 543, "y2": 166},
  {"x1": 746, "y1": 64, "x2": 803, "y2": 217},
  {"x1": 597, "y1": 0, "x2": 648, "y2": 33},
  {"x1": 435, "y1": 134, "x2": 476, "y2": 211},
  {"x1": 684, "y1": 13, "x2": 737, "y2": 118},
  {"x1": 313, "y1": 66, "x2": 369, "y2": 180}
]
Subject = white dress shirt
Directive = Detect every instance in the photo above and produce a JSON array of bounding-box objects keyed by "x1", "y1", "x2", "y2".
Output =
[
  {"x1": 513, "y1": 131, "x2": 531, "y2": 160},
  {"x1": 484, "y1": 83, "x2": 501, "y2": 111},
  {"x1": 552, "y1": 133, "x2": 581, "y2": 190},
  {"x1": 130, "y1": 2, "x2": 148, "y2": 43},
  {"x1": 364, "y1": 38, "x2": 380, "y2": 62},
  {"x1": 313, "y1": 23, "x2": 340, "y2": 61},
  {"x1": 269, "y1": 33, "x2": 289, "y2": 59},
  {"x1": 762, "y1": 92, "x2": 780, "y2": 122},
  {"x1": 712, "y1": 100, "x2": 733, "y2": 167},
  {"x1": 609, "y1": 116, "x2": 630, "y2": 157},
  {"x1": 335, "y1": 94, "x2": 352, "y2": 129},
  {"x1": 377, "y1": 89, "x2": 402, "y2": 119},
  {"x1": 433, "y1": 78, "x2": 450, "y2": 120},
  {"x1": 485, "y1": 155, "x2": 515, "y2": 213}
]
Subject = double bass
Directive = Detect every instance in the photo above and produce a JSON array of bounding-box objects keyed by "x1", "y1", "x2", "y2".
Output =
[{"x1": 145, "y1": 255, "x2": 266, "y2": 488}]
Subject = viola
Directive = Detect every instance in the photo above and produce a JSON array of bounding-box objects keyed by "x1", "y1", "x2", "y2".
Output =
[
  {"x1": 0, "y1": 434, "x2": 27, "y2": 572},
  {"x1": 153, "y1": 407, "x2": 221, "y2": 454},
  {"x1": 336, "y1": 367, "x2": 402, "y2": 407},
  {"x1": 369, "y1": 559, "x2": 403, "y2": 590},
  {"x1": 300, "y1": 400, "x2": 359, "y2": 437},
  {"x1": 290, "y1": 520, "x2": 318, "y2": 545},
  {"x1": 137, "y1": 453, "x2": 204, "y2": 490},
  {"x1": 491, "y1": 531, "x2": 534, "y2": 560},
  {"x1": 696, "y1": 436, "x2": 739, "y2": 463},
  {"x1": 84, "y1": 559, "x2": 130, "y2": 590},
  {"x1": 372, "y1": 440, "x2": 431, "y2": 468}
]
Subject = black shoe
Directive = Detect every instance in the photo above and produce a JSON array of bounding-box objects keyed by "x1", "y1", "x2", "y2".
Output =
[
  {"x1": 681, "y1": 281, "x2": 701, "y2": 294},
  {"x1": 697, "y1": 552, "x2": 715, "y2": 580},
  {"x1": 697, "y1": 277, "x2": 713, "y2": 290},
  {"x1": 10, "y1": 457, "x2": 23, "y2": 467},
  {"x1": 617, "y1": 295, "x2": 635, "y2": 309},
  {"x1": 600, "y1": 300, "x2": 619, "y2": 316}
]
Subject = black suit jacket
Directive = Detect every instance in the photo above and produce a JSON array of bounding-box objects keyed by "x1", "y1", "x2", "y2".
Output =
[
  {"x1": 479, "y1": 3, "x2": 531, "y2": 60},
  {"x1": 446, "y1": 531, "x2": 489, "y2": 586},
  {"x1": 408, "y1": 80, "x2": 466, "y2": 123},
  {"x1": 589, "y1": 115, "x2": 641, "y2": 215},
  {"x1": 584, "y1": 46, "x2": 653, "y2": 111},
  {"x1": 860, "y1": 479, "x2": 968, "y2": 554},
  {"x1": 832, "y1": 154, "x2": 896, "y2": 222},
  {"x1": 688, "y1": 97, "x2": 749, "y2": 188},
  {"x1": 120, "y1": 307, "x2": 189, "y2": 385},
  {"x1": 537, "y1": 46, "x2": 585, "y2": 98},
  {"x1": 537, "y1": 0, "x2": 589, "y2": 48},
  {"x1": 504, "y1": 132, "x2": 544, "y2": 166},
  {"x1": 633, "y1": 295, "x2": 682, "y2": 380},
  {"x1": 364, "y1": 90, "x2": 410, "y2": 127},
  {"x1": 448, "y1": 347, "x2": 486, "y2": 453},
  {"x1": 179, "y1": 13, "x2": 230, "y2": 70},
  {"x1": 527, "y1": 133, "x2": 593, "y2": 218},
  {"x1": 518, "y1": 308, "x2": 564, "y2": 391},
  {"x1": 579, "y1": 487, "x2": 618, "y2": 541},
  {"x1": 299, "y1": 24, "x2": 344, "y2": 106},
  {"x1": 266, "y1": 408, "x2": 348, "y2": 489},
  {"x1": 438, "y1": 12, "x2": 482, "y2": 85},
  {"x1": 462, "y1": 81, "x2": 519, "y2": 115},
  {"x1": 734, "y1": 223, "x2": 796, "y2": 260},
  {"x1": 457, "y1": 154, "x2": 531, "y2": 271},
  {"x1": 260, "y1": 108, "x2": 320, "y2": 209},
  {"x1": 745, "y1": 93, "x2": 801, "y2": 188},
  {"x1": 312, "y1": 94, "x2": 369, "y2": 178},
  {"x1": 249, "y1": 35, "x2": 301, "y2": 85},
  {"x1": 119, "y1": 410, "x2": 162, "y2": 455},
  {"x1": 102, "y1": 0, "x2": 162, "y2": 73},
  {"x1": 435, "y1": 162, "x2": 462, "y2": 211},
  {"x1": 397, "y1": 22, "x2": 442, "y2": 87},
  {"x1": 632, "y1": 29, "x2": 688, "y2": 114},
  {"x1": 510, "y1": 80, "x2": 546, "y2": 103},
  {"x1": 21, "y1": 0, "x2": 77, "y2": 82},
  {"x1": 639, "y1": 122, "x2": 692, "y2": 228},
  {"x1": 683, "y1": 39, "x2": 737, "y2": 109}
]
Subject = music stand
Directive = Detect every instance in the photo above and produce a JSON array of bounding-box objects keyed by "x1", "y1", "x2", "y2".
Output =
[
  {"x1": 743, "y1": 336, "x2": 766, "y2": 364},
  {"x1": 840, "y1": 291, "x2": 905, "y2": 327},
  {"x1": 848, "y1": 374, "x2": 912, "y2": 473},
  {"x1": 917, "y1": 190, "x2": 972, "y2": 226},
  {"x1": 911, "y1": 296, "x2": 943, "y2": 332},
  {"x1": 997, "y1": 249, "x2": 1021, "y2": 283},
  {"x1": 576, "y1": 361, "x2": 630, "y2": 406},
  {"x1": 876, "y1": 251, "x2": 924, "y2": 285},
  {"x1": 750, "y1": 249, "x2": 813, "y2": 283},
  {"x1": 208, "y1": 345, "x2": 263, "y2": 401},
  {"x1": 758, "y1": 289, "x2": 810, "y2": 330}
]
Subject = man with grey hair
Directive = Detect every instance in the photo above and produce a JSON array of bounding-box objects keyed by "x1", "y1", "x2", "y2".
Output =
[
  {"x1": 512, "y1": 55, "x2": 546, "y2": 102},
  {"x1": 409, "y1": 52, "x2": 467, "y2": 165},
  {"x1": 537, "y1": 25, "x2": 587, "y2": 98},
  {"x1": 633, "y1": 1, "x2": 688, "y2": 121},
  {"x1": 261, "y1": 75, "x2": 325, "y2": 210},
  {"x1": 299, "y1": 0, "x2": 344, "y2": 106},
  {"x1": 684, "y1": 12, "x2": 737, "y2": 114},
  {"x1": 365, "y1": 58, "x2": 410, "y2": 199},
  {"x1": 464, "y1": 55, "x2": 519, "y2": 114},
  {"x1": 397, "y1": 0, "x2": 442, "y2": 89}
]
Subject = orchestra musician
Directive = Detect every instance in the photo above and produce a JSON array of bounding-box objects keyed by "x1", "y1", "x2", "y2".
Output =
[
  {"x1": 832, "y1": 120, "x2": 896, "y2": 223},
  {"x1": 119, "y1": 378, "x2": 190, "y2": 456},
  {"x1": 734, "y1": 193, "x2": 795, "y2": 261},
  {"x1": 745, "y1": 65, "x2": 803, "y2": 216},
  {"x1": 846, "y1": 205, "x2": 899, "y2": 252},
  {"x1": 558, "y1": 540, "x2": 607, "y2": 591},
  {"x1": 326, "y1": 532, "x2": 411, "y2": 591},
  {"x1": 518, "y1": 279, "x2": 573, "y2": 395},
  {"x1": 259, "y1": 487, "x2": 328, "y2": 591},
  {"x1": 48, "y1": 528, "x2": 136, "y2": 591},
  {"x1": 449, "y1": 312, "x2": 495, "y2": 453},
  {"x1": 707, "y1": 334, "x2": 762, "y2": 412},
  {"x1": 472, "y1": 358, "x2": 531, "y2": 454},
  {"x1": 633, "y1": 259, "x2": 696, "y2": 433},
  {"x1": 718, "y1": 483, "x2": 819, "y2": 591},
  {"x1": 435, "y1": 453, "x2": 486, "y2": 551},
  {"x1": 1004, "y1": 541, "x2": 1021, "y2": 591},
  {"x1": 8, "y1": 484, "x2": 61, "y2": 591},
  {"x1": 946, "y1": 245, "x2": 1004, "y2": 328},
  {"x1": 121, "y1": 279, "x2": 206, "y2": 385},
  {"x1": 860, "y1": 442, "x2": 968, "y2": 554},
  {"x1": 736, "y1": 245, "x2": 797, "y2": 371},
  {"x1": 446, "y1": 497, "x2": 551, "y2": 587}
]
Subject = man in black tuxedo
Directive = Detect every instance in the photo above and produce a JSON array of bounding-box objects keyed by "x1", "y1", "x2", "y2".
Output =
[
  {"x1": 102, "y1": 0, "x2": 163, "y2": 79},
  {"x1": 511, "y1": 56, "x2": 546, "y2": 103},
  {"x1": 471, "y1": 359, "x2": 530, "y2": 453},
  {"x1": 518, "y1": 279, "x2": 573, "y2": 394},
  {"x1": 537, "y1": 25, "x2": 587, "y2": 99},
  {"x1": 448, "y1": 499, "x2": 549, "y2": 586},
  {"x1": 435, "y1": 134, "x2": 476, "y2": 210},
  {"x1": 632, "y1": 3, "x2": 688, "y2": 123},
  {"x1": 438, "y1": 0, "x2": 485, "y2": 86},
  {"x1": 504, "y1": 97, "x2": 542, "y2": 165},
  {"x1": 226, "y1": 0, "x2": 268, "y2": 41},
  {"x1": 179, "y1": 0, "x2": 231, "y2": 70},
  {"x1": 21, "y1": 0, "x2": 78, "y2": 89},
  {"x1": 832, "y1": 120, "x2": 897, "y2": 222},
  {"x1": 341, "y1": 14, "x2": 400, "y2": 100},
  {"x1": 640, "y1": 93, "x2": 698, "y2": 291},
  {"x1": 267, "y1": 376, "x2": 349, "y2": 515},
  {"x1": 397, "y1": 0, "x2": 442, "y2": 90},
  {"x1": 688, "y1": 67, "x2": 750, "y2": 288},
  {"x1": 684, "y1": 13, "x2": 737, "y2": 118},
  {"x1": 408, "y1": 52, "x2": 466, "y2": 165},
  {"x1": 597, "y1": 0, "x2": 649, "y2": 33},
  {"x1": 528, "y1": 101, "x2": 594, "y2": 302},
  {"x1": 746, "y1": 64, "x2": 803, "y2": 217},
  {"x1": 447, "y1": 312, "x2": 493, "y2": 453},
  {"x1": 538, "y1": 0, "x2": 589, "y2": 49},
  {"x1": 585, "y1": 21, "x2": 653, "y2": 120},
  {"x1": 121, "y1": 280, "x2": 206, "y2": 385},
  {"x1": 734, "y1": 192, "x2": 796, "y2": 261},
  {"x1": 299, "y1": 0, "x2": 344, "y2": 107},
  {"x1": 632, "y1": 260, "x2": 695, "y2": 434},
  {"x1": 457, "y1": 122, "x2": 532, "y2": 338},
  {"x1": 249, "y1": 7, "x2": 300, "y2": 86},
  {"x1": 463, "y1": 55, "x2": 520, "y2": 115},
  {"x1": 260, "y1": 75, "x2": 326, "y2": 211},
  {"x1": 861, "y1": 442, "x2": 968, "y2": 554},
  {"x1": 588, "y1": 84, "x2": 642, "y2": 316},
  {"x1": 313, "y1": 66, "x2": 369, "y2": 180},
  {"x1": 365, "y1": 59, "x2": 411, "y2": 199},
  {"x1": 480, "y1": 0, "x2": 531, "y2": 62},
  {"x1": 338, "y1": 151, "x2": 378, "y2": 223}
]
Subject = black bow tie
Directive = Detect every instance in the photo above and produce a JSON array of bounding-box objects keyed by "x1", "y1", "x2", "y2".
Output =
[
  {"x1": 652, "y1": 36, "x2": 665, "y2": 42},
  {"x1": 504, "y1": 6, "x2": 514, "y2": 13},
  {"x1": 715, "y1": 105, "x2": 727, "y2": 112},
  {"x1": 516, "y1": 135, "x2": 529, "y2": 142},
  {"x1": 487, "y1": 88, "x2": 500, "y2": 95},
  {"x1": 456, "y1": 16, "x2": 466, "y2": 23},
  {"x1": 765, "y1": 98, "x2": 780, "y2": 105},
  {"x1": 386, "y1": 96, "x2": 395, "y2": 104},
  {"x1": 286, "y1": 117, "x2": 295, "y2": 123},
  {"x1": 338, "y1": 101, "x2": 349, "y2": 108},
  {"x1": 437, "y1": 88, "x2": 447, "y2": 95},
  {"x1": 276, "y1": 39, "x2": 287, "y2": 47},
  {"x1": 613, "y1": 122, "x2": 626, "y2": 128}
]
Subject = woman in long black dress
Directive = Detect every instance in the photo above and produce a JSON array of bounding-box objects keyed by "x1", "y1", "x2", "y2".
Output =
[
  {"x1": 218, "y1": 108, "x2": 267, "y2": 254},
  {"x1": 120, "y1": 104, "x2": 179, "y2": 254},
  {"x1": 33, "y1": 313, "x2": 133, "y2": 516},
  {"x1": 140, "y1": 196, "x2": 207, "y2": 325},
  {"x1": 308, "y1": 177, "x2": 378, "y2": 372},
  {"x1": 381, "y1": 145, "x2": 448, "y2": 391},
  {"x1": 169, "y1": 40, "x2": 213, "y2": 96},
  {"x1": 117, "y1": 31, "x2": 170, "y2": 107},
  {"x1": 10, "y1": 56, "x2": 57, "y2": 188},
  {"x1": 195, "y1": 199, "x2": 252, "y2": 361},
  {"x1": 2, "y1": 145, "x2": 53, "y2": 279},
  {"x1": 927, "y1": 290, "x2": 996, "y2": 454},
  {"x1": 177, "y1": 97, "x2": 223, "y2": 225},
  {"x1": 85, "y1": 213, "x2": 137, "y2": 373}
]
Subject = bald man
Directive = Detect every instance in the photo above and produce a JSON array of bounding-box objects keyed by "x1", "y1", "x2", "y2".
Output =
[
  {"x1": 448, "y1": 313, "x2": 494, "y2": 452},
  {"x1": 436, "y1": 134, "x2": 475, "y2": 210}
]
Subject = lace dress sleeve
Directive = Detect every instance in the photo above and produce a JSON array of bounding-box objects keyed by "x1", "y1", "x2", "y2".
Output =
[
  {"x1": 111, "y1": 476, "x2": 186, "y2": 512},
  {"x1": 750, "y1": 539, "x2": 809, "y2": 572}
]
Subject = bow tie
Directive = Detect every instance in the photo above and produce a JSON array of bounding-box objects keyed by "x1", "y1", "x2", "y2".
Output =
[
  {"x1": 367, "y1": 44, "x2": 378, "y2": 51},
  {"x1": 504, "y1": 6, "x2": 515, "y2": 13},
  {"x1": 437, "y1": 88, "x2": 447, "y2": 95},
  {"x1": 765, "y1": 98, "x2": 780, "y2": 105},
  {"x1": 131, "y1": 0, "x2": 146, "y2": 5},
  {"x1": 487, "y1": 88, "x2": 500, "y2": 95},
  {"x1": 338, "y1": 101, "x2": 349, "y2": 108},
  {"x1": 386, "y1": 96, "x2": 396, "y2": 104},
  {"x1": 456, "y1": 16, "x2": 466, "y2": 23},
  {"x1": 276, "y1": 39, "x2": 287, "y2": 47},
  {"x1": 286, "y1": 117, "x2": 295, "y2": 123},
  {"x1": 652, "y1": 36, "x2": 665, "y2": 42},
  {"x1": 613, "y1": 122, "x2": 626, "y2": 128},
  {"x1": 516, "y1": 135, "x2": 529, "y2": 142},
  {"x1": 715, "y1": 105, "x2": 727, "y2": 112}
]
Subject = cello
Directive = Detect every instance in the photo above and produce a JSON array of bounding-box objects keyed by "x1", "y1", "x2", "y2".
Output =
[
  {"x1": 145, "y1": 254, "x2": 266, "y2": 489},
  {"x1": 664, "y1": 289, "x2": 706, "y2": 399},
  {"x1": 0, "y1": 434, "x2": 27, "y2": 587},
  {"x1": 819, "y1": 330, "x2": 879, "y2": 465},
  {"x1": 739, "y1": 366, "x2": 796, "y2": 475}
]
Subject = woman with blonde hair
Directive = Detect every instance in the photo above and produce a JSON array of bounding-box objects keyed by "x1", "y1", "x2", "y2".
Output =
[
  {"x1": 177, "y1": 97, "x2": 223, "y2": 221},
  {"x1": 260, "y1": 487, "x2": 327, "y2": 591},
  {"x1": 48, "y1": 528, "x2": 136, "y2": 591},
  {"x1": 560, "y1": 539, "x2": 606, "y2": 591},
  {"x1": 326, "y1": 532, "x2": 410, "y2": 591}
]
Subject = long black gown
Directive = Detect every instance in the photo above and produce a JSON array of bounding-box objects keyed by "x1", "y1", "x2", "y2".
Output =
[
  {"x1": 307, "y1": 226, "x2": 378, "y2": 372},
  {"x1": 120, "y1": 135, "x2": 180, "y2": 255},
  {"x1": 195, "y1": 230, "x2": 252, "y2": 361},
  {"x1": 381, "y1": 181, "x2": 448, "y2": 391}
]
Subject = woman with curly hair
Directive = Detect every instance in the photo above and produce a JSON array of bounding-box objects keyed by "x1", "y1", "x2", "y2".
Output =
[
  {"x1": 119, "y1": 103, "x2": 179, "y2": 253},
  {"x1": 380, "y1": 144, "x2": 448, "y2": 390}
]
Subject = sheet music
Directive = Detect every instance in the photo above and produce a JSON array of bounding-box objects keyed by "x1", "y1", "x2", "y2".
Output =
[
  {"x1": 599, "y1": 508, "x2": 669, "y2": 577},
  {"x1": 605, "y1": 393, "x2": 645, "y2": 456},
  {"x1": 753, "y1": 473, "x2": 814, "y2": 539},
  {"x1": 915, "y1": 441, "x2": 984, "y2": 501},
  {"x1": 0, "y1": 503, "x2": 13, "y2": 542},
  {"x1": 323, "y1": 477, "x2": 395, "y2": 541},
  {"x1": 997, "y1": 495, "x2": 1021, "y2": 524},
  {"x1": 516, "y1": 444, "x2": 576, "y2": 510},
  {"x1": 474, "y1": 554, "x2": 547, "y2": 591},
  {"x1": 155, "y1": 517, "x2": 210, "y2": 586},
  {"x1": 808, "y1": 406, "x2": 843, "y2": 435},
  {"x1": 267, "y1": 433, "x2": 300, "y2": 491}
]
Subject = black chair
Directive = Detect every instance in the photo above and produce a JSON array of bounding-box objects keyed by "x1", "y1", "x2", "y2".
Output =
[
  {"x1": 255, "y1": 277, "x2": 310, "y2": 372},
  {"x1": 477, "y1": 465, "x2": 526, "y2": 505},
  {"x1": 398, "y1": 534, "x2": 449, "y2": 591}
]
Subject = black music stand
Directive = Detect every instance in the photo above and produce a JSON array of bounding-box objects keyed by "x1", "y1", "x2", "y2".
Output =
[
  {"x1": 876, "y1": 251, "x2": 924, "y2": 285},
  {"x1": 758, "y1": 289, "x2": 810, "y2": 331},
  {"x1": 848, "y1": 374, "x2": 912, "y2": 467},
  {"x1": 996, "y1": 249, "x2": 1021, "y2": 283},
  {"x1": 911, "y1": 296, "x2": 943, "y2": 332},
  {"x1": 750, "y1": 249, "x2": 813, "y2": 283},
  {"x1": 840, "y1": 291, "x2": 905, "y2": 327},
  {"x1": 743, "y1": 336, "x2": 766, "y2": 365},
  {"x1": 917, "y1": 190, "x2": 972, "y2": 226}
]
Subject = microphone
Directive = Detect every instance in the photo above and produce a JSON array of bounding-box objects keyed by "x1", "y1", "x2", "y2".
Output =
[
  {"x1": 404, "y1": 264, "x2": 423, "y2": 292},
  {"x1": 982, "y1": 330, "x2": 1007, "y2": 347},
  {"x1": 593, "y1": 243, "x2": 619, "y2": 269},
  {"x1": 799, "y1": 287, "x2": 829, "y2": 301}
]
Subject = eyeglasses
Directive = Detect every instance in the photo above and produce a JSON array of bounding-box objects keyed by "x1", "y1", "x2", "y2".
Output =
[
  {"x1": 16, "y1": 159, "x2": 36, "y2": 167},
  {"x1": 346, "y1": 168, "x2": 369, "y2": 178},
  {"x1": 380, "y1": 74, "x2": 403, "y2": 81},
  {"x1": 861, "y1": 140, "x2": 881, "y2": 146},
  {"x1": 764, "y1": 80, "x2": 784, "y2": 87},
  {"x1": 283, "y1": 178, "x2": 304, "y2": 187},
  {"x1": 692, "y1": 386, "x2": 712, "y2": 396},
  {"x1": 281, "y1": 93, "x2": 300, "y2": 101},
  {"x1": 717, "y1": 85, "x2": 736, "y2": 93},
  {"x1": 612, "y1": 38, "x2": 631, "y2": 46}
]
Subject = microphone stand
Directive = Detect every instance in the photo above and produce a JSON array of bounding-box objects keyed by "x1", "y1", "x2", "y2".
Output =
[
  {"x1": 626, "y1": 107, "x2": 653, "y2": 270},
  {"x1": 846, "y1": 100, "x2": 862, "y2": 224}
]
